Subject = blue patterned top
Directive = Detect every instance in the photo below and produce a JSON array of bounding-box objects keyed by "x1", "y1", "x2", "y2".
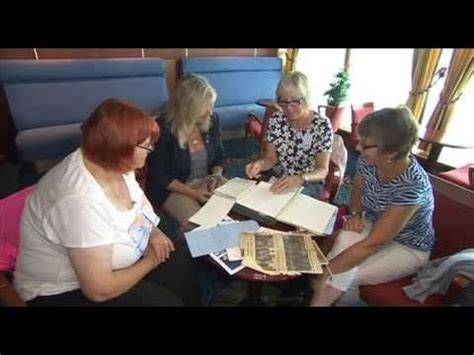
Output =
[{"x1": 358, "y1": 155, "x2": 435, "y2": 251}]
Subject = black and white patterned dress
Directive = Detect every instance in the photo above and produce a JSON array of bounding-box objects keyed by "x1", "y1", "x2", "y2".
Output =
[{"x1": 265, "y1": 110, "x2": 333, "y2": 176}]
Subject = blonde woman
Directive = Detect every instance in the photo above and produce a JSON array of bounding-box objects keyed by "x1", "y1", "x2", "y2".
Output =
[
  {"x1": 147, "y1": 74, "x2": 226, "y2": 232},
  {"x1": 246, "y1": 71, "x2": 333, "y2": 195}
]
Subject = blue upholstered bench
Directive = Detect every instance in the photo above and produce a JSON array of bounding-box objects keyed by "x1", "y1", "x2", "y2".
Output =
[
  {"x1": 0, "y1": 58, "x2": 169, "y2": 163},
  {"x1": 180, "y1": 57, "x2": 282, "y2": 130}
]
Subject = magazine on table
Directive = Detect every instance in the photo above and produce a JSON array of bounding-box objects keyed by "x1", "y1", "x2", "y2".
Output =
[{"x1": 209, "y1": 247, "x2": 244, "y2": 275}]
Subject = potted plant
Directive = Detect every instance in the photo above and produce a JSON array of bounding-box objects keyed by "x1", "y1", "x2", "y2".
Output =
[{"x1": 321, "y1": 69, "x2": 350, "y2": 132}]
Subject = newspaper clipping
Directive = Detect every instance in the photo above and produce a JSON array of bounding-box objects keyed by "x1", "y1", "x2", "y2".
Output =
[{"x1": 240, "y1": 230, "x2": 327, "y2": 276}]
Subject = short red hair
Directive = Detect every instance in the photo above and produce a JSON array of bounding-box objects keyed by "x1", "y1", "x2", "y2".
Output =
[{"x1": 81, "y1": 98, "x2": 160, "y2": 173}]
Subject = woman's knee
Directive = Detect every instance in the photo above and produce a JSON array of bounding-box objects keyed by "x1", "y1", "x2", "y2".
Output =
[{"x1": 327, "y1": 230, "x2": 366, "y2": 260}]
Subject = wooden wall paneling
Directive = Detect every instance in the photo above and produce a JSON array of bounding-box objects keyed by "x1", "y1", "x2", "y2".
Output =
[
  {"x1": 188, "y1": 48, "x2": 254, "y2": 57},
  {"x1": 36, "y1": 48, "x2": 142, "y2": 59},
  {"x1": 144, "y1": 48, "x2": 184, "y2": 60},
  {"x1": 164, "y1": 60, "x2": 179, "y2": 92},
  {"x1": 256, "y1": 48, "x2": 279, "y2": 56},
  {"x1": 0, "y1": 49, "x2": 36, "y2": 60}
]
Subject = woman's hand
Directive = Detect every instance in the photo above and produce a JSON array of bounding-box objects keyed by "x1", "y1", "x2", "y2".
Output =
[
  {"x1": 148, "y1": 229, "x2": 175, "y2": 265},
  {"x1": 190, "y1": 188, "x2": 212, "y2": 204},
  {"x1": 246, "y1": 160, "x2": 263, "y2": 179},
  {"x1": 342, "y1": 215, "x2": 365, "y2": 233},
  {"x1": 207, "y1": 174, "x2": 221, "y2": 192},
  {"x1": 270, "y1": 175, "x2": 304, "y2": 194}
]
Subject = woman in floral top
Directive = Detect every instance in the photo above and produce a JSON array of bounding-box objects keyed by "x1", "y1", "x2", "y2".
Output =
[{"x1": 246, "y1": 71, "x2": 333, "y2": 194}]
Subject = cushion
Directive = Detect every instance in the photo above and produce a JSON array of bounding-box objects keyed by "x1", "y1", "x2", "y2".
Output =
[
  {"x1": 181, "y1": 57, "x2": 282, "y2": 107},
  {"x1": 359, "y1": 277, "x2": 444, "y2": 306},
  {"x1": 438, "y1": 164, "x2": 474, "y2": 190},
  {"x1": 16, "y1": 123, "x2": 82, "y2": 162},
  {"x1": 0, "y1": 185, "x2": 36, "y2": 272},
  {"x1": 215, "y1": 104, "x2": 265, "y2": 130},
  {"x1": 0, "y1": 59, "x2": 169, "y2": 131}
]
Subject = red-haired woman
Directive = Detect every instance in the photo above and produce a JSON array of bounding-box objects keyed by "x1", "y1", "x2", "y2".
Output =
[{"x1": 14, "y1": 99, "x2": 202, "y2": 306}]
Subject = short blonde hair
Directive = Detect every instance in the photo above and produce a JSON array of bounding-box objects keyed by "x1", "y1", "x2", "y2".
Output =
[
  {"x1": 359, "y1": 105, "x2": 419, "y2": 160},
  {"x1": 276, "y1": 71, "x2": 311, "y2": 105},
  {"x1": 166, "y1": 73, "x2": 217, "y2": 148}
]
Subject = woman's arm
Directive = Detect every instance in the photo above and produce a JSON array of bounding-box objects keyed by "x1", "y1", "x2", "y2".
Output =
[
  {"x1": 328, "y1": 204, "x2": 419, "y2": 274},
  {"x1": 246, "y1": 141, "x2": 279, "y2": 179},
  {"x1": 349, "y1": 173, "x2": 363, "y2": 216},
  {"x1": 69, "y1": 242, "x2": 159, "y2": 303},
  {"x1": 167, "y1": 178, "x2": 208, "y2": 201},
  {"x1": 302, "y1": 152, "x2": 331, "y2": 182}
]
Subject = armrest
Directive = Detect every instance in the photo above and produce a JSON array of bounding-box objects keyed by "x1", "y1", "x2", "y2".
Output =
[
  {"x1": 0, "y1": 272, "x2": 26, "y2": 307},
  {"x1": 247, "y1": 112, "x2": 264, "y2": 125}
]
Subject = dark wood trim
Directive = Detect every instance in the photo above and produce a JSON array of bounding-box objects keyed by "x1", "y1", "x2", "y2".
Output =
[
  {"x1": 188, "y1": 48, "x2": 255, "y2": 57},
  {"x1": 0, "y1": 49, "x2": 36, "y2": 60},
  {"x1": 429, "y1": 173, "x2": 474, "y2": 209},
  {"x1": 36, "y1": 48, "x2": 142, "y2": 59}
]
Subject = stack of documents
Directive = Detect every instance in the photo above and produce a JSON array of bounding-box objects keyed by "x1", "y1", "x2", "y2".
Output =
[{"x1": 240, "y1": 228, "x2": 328, "y2": 276}]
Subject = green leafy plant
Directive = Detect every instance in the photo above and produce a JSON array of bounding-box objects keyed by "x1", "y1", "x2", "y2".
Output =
[{"x1": 323, "y1": 69, "x2": 350, "y2": 107}]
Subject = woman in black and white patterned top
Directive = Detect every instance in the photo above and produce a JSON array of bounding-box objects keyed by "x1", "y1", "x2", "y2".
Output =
[{"x1": 246, "y1": 71, "x2": 333, "y2": 194}]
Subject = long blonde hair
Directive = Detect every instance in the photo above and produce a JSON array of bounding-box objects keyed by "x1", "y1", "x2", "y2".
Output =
[{"x1": 166, "y1": 73, "x2": 217, "y2": 148}]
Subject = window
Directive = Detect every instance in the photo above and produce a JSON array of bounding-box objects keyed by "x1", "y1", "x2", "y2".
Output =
[
  {"x1": 347, "y1": 49, "x2": 413, "y2": 109},
  {"x1": 437, "y1": 78, "x2": 473, "y2": 168},
  {"x1": 296, "y1": 48, "x2": 413, "y2": 128},
  {"x1": 420, "y1": 48, "x2": 473, "y2": 168},
  {"x1": 295, "y1": 48, "x2": 346, "y2": 109}
]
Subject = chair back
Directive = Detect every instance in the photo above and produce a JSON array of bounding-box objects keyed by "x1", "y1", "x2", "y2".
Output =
[
  {"x1": 245, "y1": 103, "x2": 281, "y2": 150},
  {"x1": 351, "y1": 102, "x2": 374, "y2": 147},
  {"x1": 320, "y1": 134, "x2": 348, "y2": 203},
  {"x1": 0, "y1": 185, "x2": 36, "y2": 272}
]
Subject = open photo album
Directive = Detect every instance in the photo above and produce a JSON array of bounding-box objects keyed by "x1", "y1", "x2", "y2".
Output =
[{"x1": 190, "y1": 178, "x2": 338, "y2": 235}]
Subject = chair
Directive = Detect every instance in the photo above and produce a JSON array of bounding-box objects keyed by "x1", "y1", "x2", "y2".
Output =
[
  {"x1": 317, "y1": 105, "x2": 345, "y2": 133},
  {"x1": 350, "y1": 102, "x2": 374, "y2": 149},
  {"x1": 319, "y1": 134, "x2": 348, "y2": 204},
  {"x1": 244, "y1": 103, "x2": 280, "y2": 148},
  {"x1": 359, "y1": 174, "x2": 474, "y2": 306},
  {"x1": 438, "y1": 163, "x2": 474, "y2": 190},
  {"x1": 0, "y1": 185, "x2": 36, "y2": 307}
]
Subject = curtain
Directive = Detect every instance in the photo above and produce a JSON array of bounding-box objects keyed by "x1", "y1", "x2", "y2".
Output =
[
  {"x1": 344, "y1": 48, "x2": 352, "y2": 73},
  {"x1": 283, "y1": 48, "x2": 299, "y2": 73},
  {"x1": 420, "y1": 49, "x2": 473, "y2": 151},
  {"x1": 406, "y1": 49, "x2": 442, "y2": 122}
]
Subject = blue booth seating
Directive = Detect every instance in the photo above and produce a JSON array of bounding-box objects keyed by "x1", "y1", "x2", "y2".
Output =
[
  {"x1": 181, "y1": 57, "x2": 282, "y2": 130},
  {"x1": 0, "y1": 58, "x2": 169, "y2": 163}
]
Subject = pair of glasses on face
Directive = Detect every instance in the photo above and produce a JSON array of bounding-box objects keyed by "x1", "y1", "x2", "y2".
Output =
[
  {"x1": 277, "y1": 98, "x2": 304, "y2": 107},
  {"x1": 137, "y1": 144, "x2": 154, "y2": 153},
  {"x1": 359, "y1": 143, "x2": 378, "y2": 151}
]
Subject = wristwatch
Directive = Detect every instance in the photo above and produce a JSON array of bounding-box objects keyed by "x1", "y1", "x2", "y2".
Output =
[
  {"x1": 350, "y1": 210, "x2": 361, "y2": 218},
  {"x1": 301, "y1": 173, "x2": 310, "y2": 186}
]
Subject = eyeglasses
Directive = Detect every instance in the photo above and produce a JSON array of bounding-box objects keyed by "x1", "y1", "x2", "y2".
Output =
[
  {"x1": 137, "y1": 144, "x2": 154, "y2": 153},
  {"x1": 359, "y1": 143, "x2": 378, "y2": 151},
  {"x1": 277, "y1": 98, "x2": 304, "y2": 107}
]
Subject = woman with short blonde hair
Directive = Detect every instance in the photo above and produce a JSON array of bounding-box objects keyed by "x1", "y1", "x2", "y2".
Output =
[
  {"x1": 246, "y1": 71, "x2": 333, "y2": 195},
  {"x1": 147, "y1": 74, "x2": 226, "y2": 232}
]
